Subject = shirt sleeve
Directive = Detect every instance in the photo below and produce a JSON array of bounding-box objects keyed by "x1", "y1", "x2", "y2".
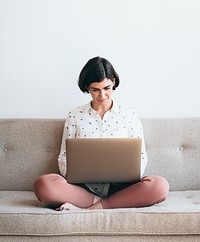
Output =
[
  {"x1": 58, "y1": 112, "x2": 76, "y2": 177},
  {"x1": 128, "y1": 110, "x2": 148, "y2": 176}
]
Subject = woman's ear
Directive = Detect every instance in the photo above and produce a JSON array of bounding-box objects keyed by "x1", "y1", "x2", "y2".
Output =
[
  {"x1": 112, "y1": 78, "x2": 116, "y2": 90},
  {"x1": 85, "y1": 85, "x2": 90, "y2": 93}
]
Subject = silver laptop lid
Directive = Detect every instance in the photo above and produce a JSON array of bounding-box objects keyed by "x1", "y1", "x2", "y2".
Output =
[{"x1": 66, "y1": 138, "x2": 141, "y2": 183}]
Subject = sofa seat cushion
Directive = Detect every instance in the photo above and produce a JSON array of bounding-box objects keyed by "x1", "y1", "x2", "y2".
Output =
[{"x1": 1, "y1": 190, "x2": 200, "y2": 237}]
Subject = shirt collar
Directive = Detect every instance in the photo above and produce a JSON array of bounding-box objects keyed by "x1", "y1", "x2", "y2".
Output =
[{"x1": 86, "y1": 100, "x2": 119, "y2": 114}]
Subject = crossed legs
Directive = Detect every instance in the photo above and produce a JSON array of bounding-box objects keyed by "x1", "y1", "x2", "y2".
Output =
[{"x1": 34, "y1": 173, "x2": 169, "y2": 210}]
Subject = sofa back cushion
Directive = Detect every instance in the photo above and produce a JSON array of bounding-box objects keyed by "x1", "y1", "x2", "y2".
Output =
[
  {"x1": 142, "y1": 118, "x2": 200, "y2": 191},
  {"x1": 0, "y1": 118, "x2": 200, "y2": 191},
  {"x1": 0, "y1": 119, "x2": 63, "y2": 191}
]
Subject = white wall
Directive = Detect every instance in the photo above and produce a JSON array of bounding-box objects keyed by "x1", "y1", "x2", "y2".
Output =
[{"x1": 0, "y1": 0, "x2": 200, "y2": 118}]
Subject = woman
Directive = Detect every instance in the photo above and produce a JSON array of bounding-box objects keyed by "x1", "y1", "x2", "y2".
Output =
[{"x1": 34, "y1": 56, "x2": 169, "y2": 211}]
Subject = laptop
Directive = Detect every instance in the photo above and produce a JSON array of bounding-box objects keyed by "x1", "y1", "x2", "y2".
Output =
[{"x1": 66, "y1": 138, "x2": 141, "y2": 184}]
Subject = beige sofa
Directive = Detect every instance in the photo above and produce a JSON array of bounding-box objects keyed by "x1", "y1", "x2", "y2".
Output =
[{"x1": 1, "y1": 118, "x2": 200, "y2": 242}]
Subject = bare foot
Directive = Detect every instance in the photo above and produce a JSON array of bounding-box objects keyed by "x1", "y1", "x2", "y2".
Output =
[
  {"x1": 93, "y1": 195, "x2": 102, "y2": 204},
  {"x1": 55, "y1": 195, "x2": 103, "y2": 211},
  {"x1": 56, "y1": 202, "x2": 83, "y2": 211},
  {"x1": 87, "y1": 201, "x2": 103, "y2": 210}
]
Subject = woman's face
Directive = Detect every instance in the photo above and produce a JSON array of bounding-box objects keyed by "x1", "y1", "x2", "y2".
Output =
[{"x1": 88, "y1": 78, "x2": 115, "y2": 106}]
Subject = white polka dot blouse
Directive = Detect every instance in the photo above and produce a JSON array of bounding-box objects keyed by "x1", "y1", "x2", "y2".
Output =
[{"x1": 58, "y1": 100, "x2": 148, "y2": 178}]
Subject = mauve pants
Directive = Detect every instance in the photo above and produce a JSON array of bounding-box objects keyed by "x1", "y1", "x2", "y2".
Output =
[{"x1": 33, "y1": 174, "x2": 169, "y2": 209}]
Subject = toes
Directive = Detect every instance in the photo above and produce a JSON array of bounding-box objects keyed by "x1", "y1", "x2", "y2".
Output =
[
  {"x1": 55, "y1": 202, "x2": 83, "y2": 211},
  {"x1": 55, "y1": 203, "x2": 69, "y2": 211},
  {"x1": 55, "y1": 202, "x2": 77, "y2": 211}
]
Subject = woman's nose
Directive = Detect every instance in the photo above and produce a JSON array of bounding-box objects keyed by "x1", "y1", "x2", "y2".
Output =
[{"x1": 99, "y1": 90, "x2": 106, "y2": 98}]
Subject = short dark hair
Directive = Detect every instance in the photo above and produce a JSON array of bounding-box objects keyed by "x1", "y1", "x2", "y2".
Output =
[{"x1": 78, "y1": 56, "x2": 120, "y2": 93}]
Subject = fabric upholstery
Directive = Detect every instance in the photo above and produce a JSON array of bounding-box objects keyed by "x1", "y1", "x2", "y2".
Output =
[
  {"x1": 0, "y1": 119, "x2": 63, "y2": 190},
  {"x1": 142, "y1": 118, "x2": 200, "y2": 191},
  {"x1": 1, "y1": 119, "x2": 200, "y2": 191},
  {"x1": 1, "y1": 190, "x2": 200, "y2": 237},
  {"x1": 0, "y1": 118, "x2": 200, "y2": 241}
]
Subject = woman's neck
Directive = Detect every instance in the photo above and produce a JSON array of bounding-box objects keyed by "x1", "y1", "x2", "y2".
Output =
[{"x1": 91, "y1": 100, "x2": 113, "y2": 119}]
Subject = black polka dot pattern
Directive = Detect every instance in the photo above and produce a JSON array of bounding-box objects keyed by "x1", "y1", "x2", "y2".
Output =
[{"x1": 58, "y1": 101, "x2": 148, "y2": 177}]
